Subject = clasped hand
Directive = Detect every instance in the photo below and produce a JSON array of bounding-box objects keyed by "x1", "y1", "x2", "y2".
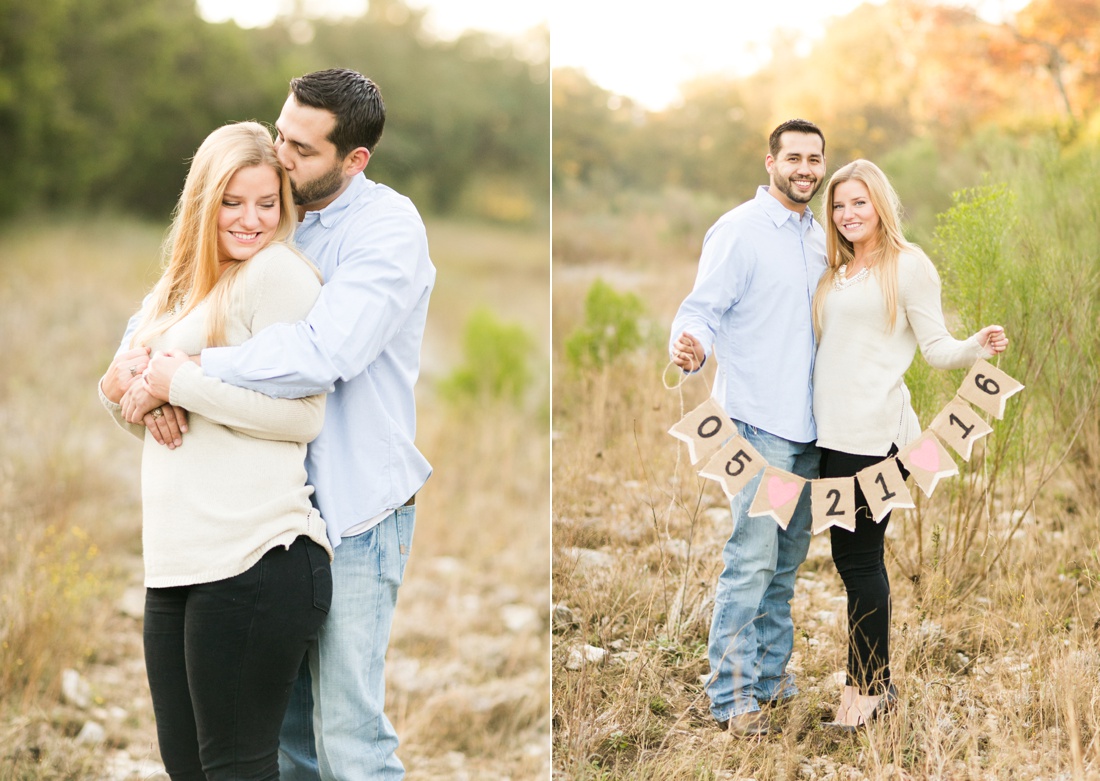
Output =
[{"x1": 118, "y1": 349, "x2": 192, "y2": 449}]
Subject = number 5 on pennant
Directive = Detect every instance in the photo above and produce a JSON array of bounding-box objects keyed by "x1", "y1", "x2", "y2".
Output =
[
  {"x1": 699, "y1": 435, "x2": 766, "y2": 501},
  {"x1": 957, "y1": 358, "x2": 1024, "y2": 420}
]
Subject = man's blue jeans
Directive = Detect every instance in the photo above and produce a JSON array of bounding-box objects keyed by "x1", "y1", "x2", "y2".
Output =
[
  {"x1": 706, "y1": 421, "x2": 819, "y2": 722},
  {"x1": 279, "y1": 506, "x2": 416, "y2": 781}
]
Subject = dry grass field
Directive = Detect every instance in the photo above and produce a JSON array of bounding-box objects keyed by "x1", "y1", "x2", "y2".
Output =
[
  {"x1": 551, "y1": 195, "x2": 1100, "y2": 780},
  {"x1": 0, "y1": 215, "x2": 550, "y2": 780}
]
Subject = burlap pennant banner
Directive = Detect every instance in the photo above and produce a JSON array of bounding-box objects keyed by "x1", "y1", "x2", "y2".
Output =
[
  {"x1": 929, "y1": 396, "x2": 993, "y2": 461},
  {"x1": 667, "y1": 397, "x2": 734, "y2": 465},
  {"x1": 856, "y1": 457, "x2": 915, "y2": 522},
  {"x1": 811, "y1": 477, "x2": 857, "y2": 534},
  {"x1": 699, "y1": 435, "x2": 767, "y2": 501},
  {"x1": 747, "y1": 466, "x2": 807, "y2": 530},
  {"x1": 897, "y1": 431, "x2": 958, "y2": 498},
  {"x1": 667, "y1": 358, "x2": 1023, "y2": 532},
  {"x1": 957, "y1": 358, "x2": 1024, "y2": 420}
]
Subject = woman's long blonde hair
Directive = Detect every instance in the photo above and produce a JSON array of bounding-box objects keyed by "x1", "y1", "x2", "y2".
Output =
[
  {"x1": 812, "y1": 159, "x2": 919, "y2": 336},
  {"x1": 131, "y1": 122, "x2": 297, "y2": 349}
]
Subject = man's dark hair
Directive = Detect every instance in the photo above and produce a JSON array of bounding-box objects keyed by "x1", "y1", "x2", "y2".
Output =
[
  {"x1": 290, "y1": 68, "x2": 386, "y2": 157},
  {"x1": 768, "y1": 118, "x2": 825, "y2": 158}
]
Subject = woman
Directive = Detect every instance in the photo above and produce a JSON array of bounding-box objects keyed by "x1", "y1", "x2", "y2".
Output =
[
  {"x1": 811, "y1": 159, "x2": 1008, "y2": 730},
  {"x1": 98, "y1": 122, "x2": 332, "y2": 779}
]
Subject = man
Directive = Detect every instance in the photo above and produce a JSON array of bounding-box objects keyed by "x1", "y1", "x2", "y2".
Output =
[
  {"x1": 669, "y1": 118, "x2": 826, "y2": 737},
  {"x1": 129, "y1": 69, "x2": 434, "y2": 779}
]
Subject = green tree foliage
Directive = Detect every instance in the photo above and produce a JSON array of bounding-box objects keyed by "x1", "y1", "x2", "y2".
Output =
[
  {"x1": 552, "y1": 0, "x2": 1100, "y2": 224},
  {"x1": 564, "y1": 278, "x2": 647, "y2": 369},
  {"x1": 438, "y1": 307, "x2": 534, "y2": 404},
  {"x1": 0, "y1": 0, "x2": 548, "y2": 223}
]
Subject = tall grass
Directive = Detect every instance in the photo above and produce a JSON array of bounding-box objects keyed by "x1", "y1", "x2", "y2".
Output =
[
  {"x1": 0, "y1": 216, "x2": 550, "y2": 779},
  {"x1": 552, "y1": 142, "x2": 1100, "y2": 779}
]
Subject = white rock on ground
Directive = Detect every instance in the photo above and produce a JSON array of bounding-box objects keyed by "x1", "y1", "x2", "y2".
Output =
[
  {"x1": 61, "y1": 668, "x2": 92, "y2": 709},
  {"x1": 566, "y1": 644, "x2": 607, "y2": 670}
]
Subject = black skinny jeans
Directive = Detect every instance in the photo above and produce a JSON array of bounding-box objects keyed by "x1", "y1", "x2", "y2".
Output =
[
  {"x1": 821, "y1": 447, "x2": 901, "y2": 696},
  {"x1": 144, "y1": 536, "x2": 332, "y2": 781}
]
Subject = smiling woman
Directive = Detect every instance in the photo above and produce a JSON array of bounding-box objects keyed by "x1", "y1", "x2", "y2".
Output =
[{"x1": 217, "y1": 165, "x2": 283, "y2": 267}]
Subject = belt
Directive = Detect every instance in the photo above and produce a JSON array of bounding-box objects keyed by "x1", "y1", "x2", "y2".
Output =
[{"x1": 404, "y1": 494, "x2": 416, "y2": 507}]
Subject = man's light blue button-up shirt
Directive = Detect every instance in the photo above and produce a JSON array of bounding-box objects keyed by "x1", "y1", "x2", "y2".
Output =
[
  {"x1": 669, "y1": 186, "x2": 826, "y2": 444},
  {"x1": 202, "y1": 173, "x2": 435, "y2": 547}
]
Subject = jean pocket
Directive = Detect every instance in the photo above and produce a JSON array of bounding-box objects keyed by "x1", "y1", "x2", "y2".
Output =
[
  {"x1": 394, "y1": 505, "x2": 416, "y2": 583},
  {"x1": 304, "y1": 539, "x2": 333, "y2": 614}
]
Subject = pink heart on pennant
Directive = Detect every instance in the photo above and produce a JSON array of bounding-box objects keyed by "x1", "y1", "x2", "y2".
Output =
[
  {"x1": 767, "y1": 475, "x2": 800, "y2": 508},
  {"x1": 908, "y1": 438, "x2": 941, "y2": 472}
]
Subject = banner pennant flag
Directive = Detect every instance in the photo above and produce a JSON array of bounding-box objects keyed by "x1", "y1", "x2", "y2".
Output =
[
  {"x1": 856, "y1": 457, "x2": 915, "y2": 522},
  {"x1": 897, "y1": 431, "x2": 958, "y2": 498},
  {"x1": 957, "y1": 359, "x2": 1024, "y2": 420},
  {"x1": 747, "y1": 466, "x2": 807, "y2": 530},
  {"x1": 929, "y1": 396, "x2": 994, "y2": 461},
  {"x1": 811, "y1": 477, "x2": 858, "y2": 534},
  {"x1": 699, "y1": 435, "x2": 766, "y2": 501},
  {"x1": 667, "y1": 397, "x2": 734, "y2": 465}
]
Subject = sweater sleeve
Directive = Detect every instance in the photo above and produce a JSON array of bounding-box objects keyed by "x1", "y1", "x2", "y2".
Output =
[
  {"x1": 169, "y1": 246, "x2": 327, "y2": 443},
  {"x1": 98, "y1": 379, "x2": 147, "y2": 441},
  {"x1": 901, "y1": 253, "x2": 985, "y2": 371}
]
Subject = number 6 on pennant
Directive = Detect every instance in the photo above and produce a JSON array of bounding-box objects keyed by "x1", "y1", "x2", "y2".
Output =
[{"x1": 957, "y1": 358, "x2": 1024, "y2": 420}]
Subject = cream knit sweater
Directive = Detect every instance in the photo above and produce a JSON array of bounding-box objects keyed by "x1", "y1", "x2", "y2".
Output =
[
  {"x1": 813, "y1": 250, "x2": 989, "y2": 457},
  {"x1": 100, "y1": 244, "x2": 332, "y2": 588}
]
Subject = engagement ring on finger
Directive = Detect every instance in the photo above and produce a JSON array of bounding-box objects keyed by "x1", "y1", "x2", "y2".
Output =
[
  {"x1": 152, "y1": 407, "x2": 164, "y2": 420},
  {"x1": 130, "y1": 365, "x2": 139, "y2": 376}
]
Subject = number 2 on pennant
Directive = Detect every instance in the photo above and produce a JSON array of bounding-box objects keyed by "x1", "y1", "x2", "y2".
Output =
[{"x1": 825, "y1": 489, "x2": 844, "y2": 517}]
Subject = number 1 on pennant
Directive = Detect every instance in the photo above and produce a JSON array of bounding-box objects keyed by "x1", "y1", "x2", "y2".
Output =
[
  {"x1": 856, "y1": 458, "x2": 915, "y2": 522},
  {"x1": 929, "y1": 397, "x2": 993, "y2": 461}
]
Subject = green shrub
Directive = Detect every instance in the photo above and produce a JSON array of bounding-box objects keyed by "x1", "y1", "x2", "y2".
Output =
[
  {"x1": 564, "y1": 278, "x2": 646, "y2": 369},
  {"x1": 438, "y1": 307, "x2": 534, "y2": 404}
]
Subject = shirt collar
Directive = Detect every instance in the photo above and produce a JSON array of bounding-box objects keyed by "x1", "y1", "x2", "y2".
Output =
[
  {"x1": 756, "y1": 185, "x2": 816, "y2": 229},
  {"x1": 306, "y1": 173, "x2": 369, "y2": 229}
]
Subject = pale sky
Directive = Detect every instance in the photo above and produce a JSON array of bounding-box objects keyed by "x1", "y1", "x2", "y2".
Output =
[
  {"x1": 196, "y1": 0, "x2": 548, "y2": 39},
  {"x1": 551, "y1": 0, "x2": 1030, "y2": 110}
]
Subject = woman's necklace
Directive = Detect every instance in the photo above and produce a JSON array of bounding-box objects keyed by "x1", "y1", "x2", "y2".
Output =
[{"x1": 834, "y1": 262, "x2": 871, "y2": 291}]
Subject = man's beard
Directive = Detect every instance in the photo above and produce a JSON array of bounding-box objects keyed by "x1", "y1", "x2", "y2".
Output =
[
  {"x1": 773, "y1": 170, "x2": 820, "y2": 204},
  {"x1": 291, "y1": 161, "x2": 344, "y2": 207}
]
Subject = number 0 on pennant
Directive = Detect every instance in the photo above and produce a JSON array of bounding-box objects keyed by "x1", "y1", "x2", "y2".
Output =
[{"x1": 667, "y1": 397, "x2": 733, "y2": 465}]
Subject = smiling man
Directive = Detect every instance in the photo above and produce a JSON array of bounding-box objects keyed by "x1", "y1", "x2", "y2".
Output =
[{"x1": 669, "y1": 119, "x2": 827, "y2": 737}]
